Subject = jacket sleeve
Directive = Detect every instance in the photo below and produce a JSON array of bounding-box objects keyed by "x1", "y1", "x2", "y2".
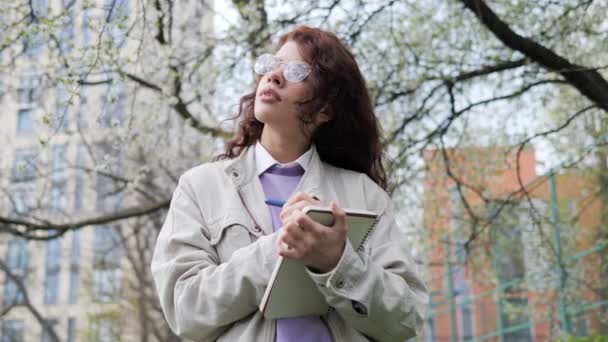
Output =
[
  {"x1": 150, "y1": 176, "x2": 278, "y2": 341},
  {"x1": 306, "y1": 198, "x2": 428, "y2": 342}
]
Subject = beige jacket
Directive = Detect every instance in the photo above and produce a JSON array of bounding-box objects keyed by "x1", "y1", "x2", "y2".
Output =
[{"x1": 150, "y1": 144, "x2": 427, "y2": 342}]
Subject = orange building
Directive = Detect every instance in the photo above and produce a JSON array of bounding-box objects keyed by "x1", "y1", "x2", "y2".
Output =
[{"x1": 422, "y1": 147, "x2": 606, "y2": 341}]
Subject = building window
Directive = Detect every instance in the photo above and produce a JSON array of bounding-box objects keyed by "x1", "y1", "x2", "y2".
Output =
[
  {"x1": 13, "y1": 148, "x2": 37, "y2": 182},
  {"x1": 448, "y1": 187, "x2": 468, "y2": 261},
  {"x1": 568, "y1": 200, "x2": 578, "y2": 218},
  {"x1": 424, "y1": 317, "x2": 436, "y2": 342},
  {"x1": 92, "y1": 317, "x2": 121, "y2": 342},
  {"x1": 96, "y1": 174, "x2": 124, "y2": 213},
  {"x1": 32, "y1": 0, "x2": 49, "y2": 18},
  {"x1": 101, "y1": 83, "x2": 127, "y2": 127},
  {"x1": 3, "y1": 238, "x2": 30, "y2": 306},
  {"x1": 82, "y1": 7, "x2": 94, "y2": 47},
  {"x1": 76, "y1": 90, "x2": 88, "y2": 129},
  {"x1": 69, "y1": 230, "x2": 81, "y2": 304},
  {"x1": 17, "y1": 108, "x2": 34, "y2": 135},
  {"x1": 568, "y1": 314, "x2": 589, "y2": 337},
  {"x1": 67, "y1": 318, "x2": 77, "y2": 342},
  {"x1": 0, "y1": 320, "x2": 24, "y2": 342},
  {"x1": 49, "y1": 184, "x2": 67, "y2": 217},
  {"x1": 23, "y1": 32, "x2": 44, "y2": 57},
  {"x1": 50, "y1": 145, "x2": 68, "y2": 216},
  {"x1": 54, "y1": 86, "x2": 70, "y2": 132},
  {"x1": 460, "y1": 305, "x2": 474, "y2": 341},
  {"x1": 500, "y1": 297, "x2": 533, "y2": 342},
  {"x1": 40, "y1": 319, "x2": 58, "y2": 342},
  {"x1": 16, "y1": 74, "x2": 40, "y2": 135},
  {"x1": 495, "y1": 223, "x2": 526, "y2": 284},
  {"x1": 455, "y1": 266, "x2": 474, "y2": 341},
  {"x1": 104, "y1": 0, "x2": 129, "y2": 47},
  {"x1": 105, "y1": 0, "x2": 129, "y2": 21},
  {"x1": 95, "y1": 141, "x2": 124, "y2": 213},
  {"x1": 11, "y1": 183, "x2": 34, "y2": 217},
  {"x1": 24, "y1": 0, "x2": 48, "y2": 58},
  {"x1": 92, "y1": 226, "x2": 122, "y2": 301},
  {"x1": 43, "y1": 235, "x2": 63, "y2": 304},
  {"x1": 0, "y1": 71, "x2": 5, "y2": 97},
  {"x1": 51, "y1": 144, "x2": 68, "y2": 181},
  {"x1": 448, "y1": 186, "x2": 463, "y2": 231},
  {"x1": 16, "y1": 74, "x2": 41, "y2": 106},
  {"x1": 74, "y1": 145, "x2": 87, "y2": 211},
  {"x1": 424, "y1": 292, "x2": 438, "y2": 342},
  {"x1": 494, "y1": 207, "x2": 532, "y2": 342},
  {"x1": 60, "y1": 0, "x2": 76, "y2": 52}
]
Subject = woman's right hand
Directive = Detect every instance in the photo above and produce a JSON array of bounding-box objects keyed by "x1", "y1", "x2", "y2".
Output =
[{"x1": 279, "y1": 192, "x2": 323, "y2": 226}]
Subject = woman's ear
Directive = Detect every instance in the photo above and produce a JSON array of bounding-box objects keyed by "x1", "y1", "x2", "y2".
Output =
[
  {"x1": 315, "y1": 104, "x2": 332, "y2": 126},
  {"x1": 315, "y1": 112, "x2": 331, "y2": 125}
]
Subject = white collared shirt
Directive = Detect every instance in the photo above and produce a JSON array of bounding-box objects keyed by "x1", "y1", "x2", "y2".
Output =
[{"x1": 255, "y1": 141, "x2": 312, "y2": 176}]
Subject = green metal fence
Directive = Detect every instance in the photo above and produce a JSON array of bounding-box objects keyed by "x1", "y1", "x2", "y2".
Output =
[{"x1": 426, "y1": 237, "x2": 607, "y2": 341}]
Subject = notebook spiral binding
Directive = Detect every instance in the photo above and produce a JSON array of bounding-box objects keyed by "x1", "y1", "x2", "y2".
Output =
[{"x1": 356, "y1": 214, "x2": 382, "y2": 253}]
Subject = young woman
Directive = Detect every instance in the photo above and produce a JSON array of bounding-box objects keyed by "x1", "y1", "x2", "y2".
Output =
[{"x1": 151, "y1": 26, "x2": 427, "y2": 342}]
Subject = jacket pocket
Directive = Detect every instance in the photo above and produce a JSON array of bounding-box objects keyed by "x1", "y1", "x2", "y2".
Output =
[{"x1": 208, "y1": 214, "x2": 263, "y2": 262}]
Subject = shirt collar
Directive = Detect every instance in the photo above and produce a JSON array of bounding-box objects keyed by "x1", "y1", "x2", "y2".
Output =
[{"x1": 255, "y1": 140, "x2": 313, "y2": 176}]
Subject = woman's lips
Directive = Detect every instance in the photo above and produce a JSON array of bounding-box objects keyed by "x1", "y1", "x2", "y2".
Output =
[{"x1": 260, "y1": 88, "x2": 281, "y2": 102}]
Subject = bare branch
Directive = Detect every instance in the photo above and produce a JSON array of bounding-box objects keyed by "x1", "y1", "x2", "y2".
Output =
[
  {"x1": 0, "y1": 258, "x2": 59, "y2": 342},
  {"x1": 460, "y1": 0, "x2": 608, "y2": 112},
  {"x1": 0, "y1": 199, "x2": 170, "y2": 240}
]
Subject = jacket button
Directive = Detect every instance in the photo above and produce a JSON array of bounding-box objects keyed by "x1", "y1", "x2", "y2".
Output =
[
  {"x1": 253, "y1": 226, "x2": 262, "y2": 232},
  {"x1": 336, "y1": 279, "x2": 345, "y2": 289},
  {"x1": 231, "y1": 171, "x2": 239, "y2": 177},
  {"x1": 352, "y1": 301, "x2": 368, "y2": 316}
]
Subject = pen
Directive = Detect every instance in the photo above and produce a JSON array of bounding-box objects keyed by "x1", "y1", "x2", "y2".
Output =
[{"x1": 265, "y1": 199, "x2": 287, "y2": 208}]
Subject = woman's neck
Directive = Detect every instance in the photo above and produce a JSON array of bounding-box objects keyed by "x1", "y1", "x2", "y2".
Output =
[{"x1": 259, "y1": 128, "x2": 310, "y2": 164}]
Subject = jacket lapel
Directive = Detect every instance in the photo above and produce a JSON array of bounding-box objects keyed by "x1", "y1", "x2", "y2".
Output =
[
  {"x1": 291, "y1": 144, "x2": 323, "y2": 199},
  {"x1": 223, "y1": 144, "x2": 326, "y2": 235},
  {"x1": 224, "y1": 146, "x2": 274, "y2": 235}
]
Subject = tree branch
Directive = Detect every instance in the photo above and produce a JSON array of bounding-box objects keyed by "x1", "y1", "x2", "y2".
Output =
[
  {"x1": 0, "y1": 259, "x2": 59, "y2": 342},
  {"x1": 460, "y1": 0, "x2": 608, "y2": 112},
  {"x1": 0, "y1": 199, "x2": 170, "y2": 240}
]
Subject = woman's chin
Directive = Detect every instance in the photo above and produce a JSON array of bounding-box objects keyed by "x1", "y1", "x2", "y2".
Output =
[{"x1": 254, "y1": 109, "x2": 278, "y2": 124}]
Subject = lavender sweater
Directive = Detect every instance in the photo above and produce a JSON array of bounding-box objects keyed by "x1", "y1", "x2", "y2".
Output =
[{"x1": 259, "y1": 163, "x2": 333, "y2": 342}]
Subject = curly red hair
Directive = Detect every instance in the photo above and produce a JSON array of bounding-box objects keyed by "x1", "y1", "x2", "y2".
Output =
[{"x1": 216, "y1": 26, "x2": 387, "y2": 190}]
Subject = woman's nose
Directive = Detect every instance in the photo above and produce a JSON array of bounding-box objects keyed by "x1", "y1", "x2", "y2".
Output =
[{"x1": 267, "y1": 64, "x2": 285, "y2": 87}]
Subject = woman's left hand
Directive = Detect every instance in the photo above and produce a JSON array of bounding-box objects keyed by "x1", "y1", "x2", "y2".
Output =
[{"x1": 275, "y1": 201, "x2": 347, "y2": 273}]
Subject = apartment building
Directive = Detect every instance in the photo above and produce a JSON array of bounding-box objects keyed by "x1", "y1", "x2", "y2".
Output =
[{"x1": 0, "y1": 1, "x2": 215, "y2": 341}]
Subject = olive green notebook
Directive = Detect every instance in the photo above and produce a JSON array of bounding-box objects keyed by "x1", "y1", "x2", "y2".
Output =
[{"x1": 259, "y1": 205, "x2": 379, "y2": 319}]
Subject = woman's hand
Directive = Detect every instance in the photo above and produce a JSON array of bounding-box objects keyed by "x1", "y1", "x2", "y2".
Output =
[
  {"x1": 276, "y1": 193, "x2": 347, "y2": 273},
  {"x1": 278, "y1": 192, "x2": 322, "y2": 224}
]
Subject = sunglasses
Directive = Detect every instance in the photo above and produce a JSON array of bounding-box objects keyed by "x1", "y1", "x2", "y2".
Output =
[{"x1": 254, "y1": 53, "x2": 312, "y2": 82}]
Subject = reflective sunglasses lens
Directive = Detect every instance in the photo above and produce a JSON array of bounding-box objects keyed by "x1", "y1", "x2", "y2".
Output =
[
  {"x1": 285, "y1": 62, "x2": 310, "y2": 82},
  {"x1": 254, "y1": 54, "x2": 276, "y2": 75}
]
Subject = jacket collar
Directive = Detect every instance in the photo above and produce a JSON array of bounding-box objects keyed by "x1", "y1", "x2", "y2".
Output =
[
  {"x1": 254, "y1": 141, "x2": 313, "y2": 176},
  {"x1": 223, "y1": 144, "x2": 323, "y2": 234},
  {"x1": 224, "y1": 143, "x2": 322, "y2": 193}
]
